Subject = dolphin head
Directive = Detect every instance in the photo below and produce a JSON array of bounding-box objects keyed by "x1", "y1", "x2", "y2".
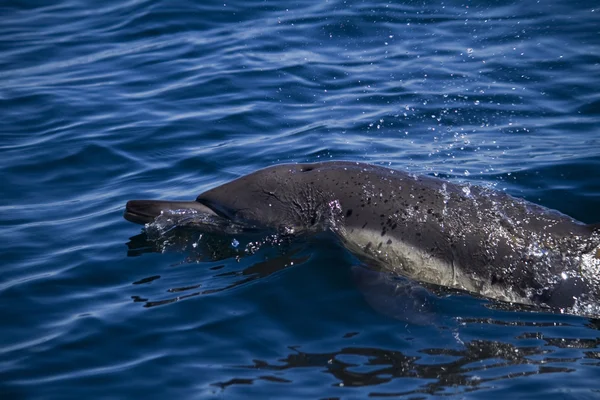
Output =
[{"x1": 124, "y1": 163, "x2": 335, "y2": 233}]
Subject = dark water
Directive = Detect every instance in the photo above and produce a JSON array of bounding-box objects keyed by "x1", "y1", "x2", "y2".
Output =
[{"x1": 2, "y1": 0, "x2": 600, "y2": 398}]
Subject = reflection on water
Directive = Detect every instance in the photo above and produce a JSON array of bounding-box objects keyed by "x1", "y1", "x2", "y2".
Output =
[
  {"x1": 125, "y1": 225, "x2": 600, "y2": 395},
  {"x1": 125, "y1": 226, "x2": 600, "y2": 396},
  {"x1": 126, "y1": 229, "x2": 309, "y2": 308},
  {"x1": 215, "y1": 320, "x2": 599, "y2": 397}
]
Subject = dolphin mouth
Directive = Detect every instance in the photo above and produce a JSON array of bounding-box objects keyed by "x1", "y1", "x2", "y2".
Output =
[{"x1": 124, "y1": 200, "x2": 219, "y2": 225}]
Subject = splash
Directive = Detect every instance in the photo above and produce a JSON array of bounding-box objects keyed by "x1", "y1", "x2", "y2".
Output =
[
  {"x1": 140, "y1": 208, "x2": 294, "y2": 262},
  {"x1": 144, "y1": 209, "x2": 251, "y2": 238}
]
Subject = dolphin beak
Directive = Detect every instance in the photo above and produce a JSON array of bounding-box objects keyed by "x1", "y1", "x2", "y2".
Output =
[{"x1": 124, "y1": 200, "x2": 218, "y2": 225}]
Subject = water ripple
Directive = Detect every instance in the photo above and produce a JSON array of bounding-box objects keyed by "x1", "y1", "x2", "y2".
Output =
[{"x1": 1, "y1": 0, "x2": 599, "y2": 398}]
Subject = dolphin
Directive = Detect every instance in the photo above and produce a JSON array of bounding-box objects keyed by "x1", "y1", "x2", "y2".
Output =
[{"x1": 124, "y1": 161, "x2": 600, "y2": 313}]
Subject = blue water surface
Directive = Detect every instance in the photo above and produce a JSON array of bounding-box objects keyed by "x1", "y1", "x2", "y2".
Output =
[{"x1": 1, "y1": 0, "x2": 600, "y2": 398}]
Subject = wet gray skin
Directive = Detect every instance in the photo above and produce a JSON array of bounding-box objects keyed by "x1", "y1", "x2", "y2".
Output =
[{"x1": 125, "y1": 161, "x2": 600, "y2": 312}]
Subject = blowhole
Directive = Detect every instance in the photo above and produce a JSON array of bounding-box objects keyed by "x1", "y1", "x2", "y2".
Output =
[{"x1": 301, "y1": 167, "x2": 314, "y2": 172}]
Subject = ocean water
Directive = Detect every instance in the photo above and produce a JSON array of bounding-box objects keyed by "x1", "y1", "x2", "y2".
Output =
[{"x1": 1, "y1": 0, "x2": 600, "y2": 398}]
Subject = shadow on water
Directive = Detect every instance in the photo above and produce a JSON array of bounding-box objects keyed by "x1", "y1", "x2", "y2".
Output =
[
  {"x1": 126, "y1": 229, "x2": 310, "y2": 308},
  {"x1": 213, "y1": 319, "x2": 600, "y2": 397},
  {"x1": 124, "y1": 228, "x2": 600, "y2": 396}
]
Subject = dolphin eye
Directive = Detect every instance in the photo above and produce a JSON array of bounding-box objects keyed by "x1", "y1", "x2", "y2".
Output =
[{"x1": 300, "y1": 167, "x2": 314, "y2": 172}]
